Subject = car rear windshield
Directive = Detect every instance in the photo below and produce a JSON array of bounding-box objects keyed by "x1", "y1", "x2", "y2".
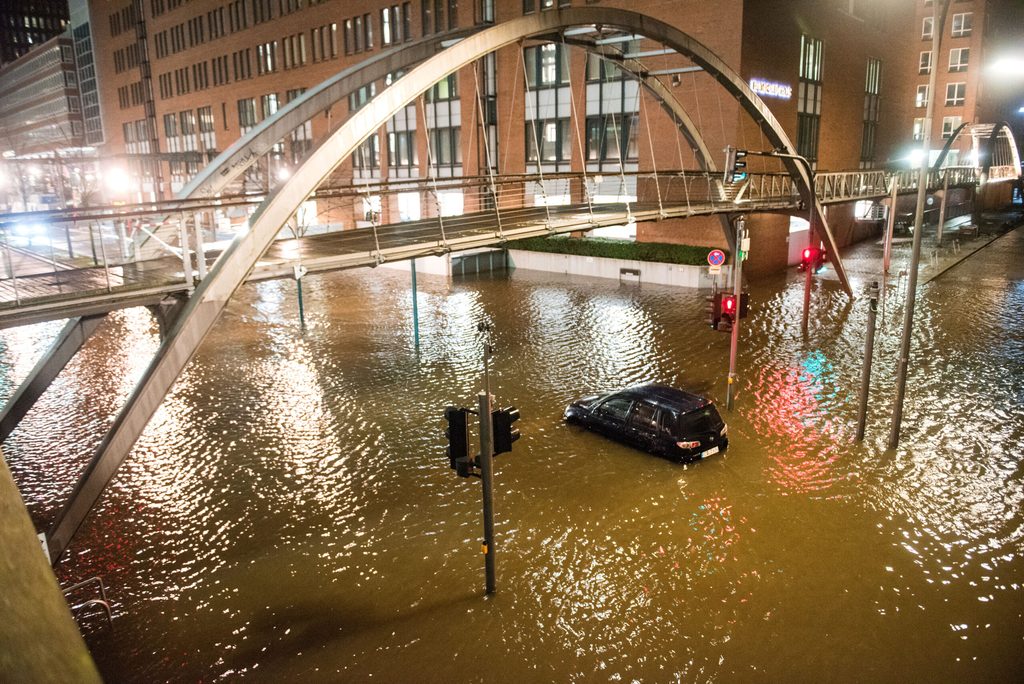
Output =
[{"x1": 674, "y1": 407, "x2": 723, "y2": 435}]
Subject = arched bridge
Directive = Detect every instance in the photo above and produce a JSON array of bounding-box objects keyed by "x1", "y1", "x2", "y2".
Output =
[{"x1": 0, "y1": 7, "x2": 1018, "y2": 563}]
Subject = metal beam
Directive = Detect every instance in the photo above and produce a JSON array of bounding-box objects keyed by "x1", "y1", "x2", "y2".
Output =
[
  {"x1": 44, "y1": 6, "x2": 846, "y2": 562},
  {"x1": 0, "y1": 315, "x2": 106, "y2": 442}
]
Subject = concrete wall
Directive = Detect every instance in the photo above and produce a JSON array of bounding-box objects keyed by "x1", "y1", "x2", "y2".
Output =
[
  {"x1": 0, "y1": 451, "x2": 100, "y2": 683},
  {"x1": 508, "y1": 248, "x2": 732, "y2": 289}
]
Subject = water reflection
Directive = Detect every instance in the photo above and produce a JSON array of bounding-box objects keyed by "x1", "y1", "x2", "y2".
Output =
[{"x1": 0, "y1": 229, "x2": 1021, "y2": 680}]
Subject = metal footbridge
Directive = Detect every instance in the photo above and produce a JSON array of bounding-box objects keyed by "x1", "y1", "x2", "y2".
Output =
[{"x1": 0, "y1": 6, "x2": 1019, "y2": 565}]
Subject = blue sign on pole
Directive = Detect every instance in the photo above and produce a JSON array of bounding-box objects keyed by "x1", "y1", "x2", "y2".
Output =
[{"x1": 707, "y1": 249, "x2": 726, "y2": 266}]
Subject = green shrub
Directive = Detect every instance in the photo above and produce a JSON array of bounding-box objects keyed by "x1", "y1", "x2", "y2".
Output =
[{"x1": 505, "y1": 236, "x2": 723, "y2": 266}]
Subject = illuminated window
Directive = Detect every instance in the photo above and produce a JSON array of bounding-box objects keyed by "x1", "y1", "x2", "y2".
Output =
[
  {"x1": 951, "y1": 12, "x2": 972, "y2": 37},
  {"x1": 915, "y1": 84, "x2": 929, "y2": 108},
  {"x1": 941, "y1": 116, "x2": 962, "y2": 139}
]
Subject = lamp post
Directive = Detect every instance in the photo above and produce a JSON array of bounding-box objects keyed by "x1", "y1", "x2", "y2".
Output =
[{"x1": 888, "y1": 0, "x2": 951, "y2": 449}]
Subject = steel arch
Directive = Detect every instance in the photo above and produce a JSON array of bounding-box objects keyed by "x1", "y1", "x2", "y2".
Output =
[{"x1": 47, "y1": 6, "x2": 846, "y2": 561}]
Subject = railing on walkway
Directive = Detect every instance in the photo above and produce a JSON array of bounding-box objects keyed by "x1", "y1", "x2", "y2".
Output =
[{"x1": 0, "y1": 164, "x2": 1006, "y2": 319}]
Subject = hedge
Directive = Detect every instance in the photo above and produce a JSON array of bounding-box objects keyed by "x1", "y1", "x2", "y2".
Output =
[{"x1": 505, "y1": 236, "x2": 724, "y2": 266}]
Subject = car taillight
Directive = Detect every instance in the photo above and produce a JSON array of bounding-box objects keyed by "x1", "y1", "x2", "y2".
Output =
[{"x1": 676, "y1": 440, "x2": 700, "y2": 449}]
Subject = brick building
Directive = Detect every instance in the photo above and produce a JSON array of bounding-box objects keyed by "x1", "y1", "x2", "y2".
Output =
[{"x1": 68, "y1": 0, "x2": 1020, "y2": 272}]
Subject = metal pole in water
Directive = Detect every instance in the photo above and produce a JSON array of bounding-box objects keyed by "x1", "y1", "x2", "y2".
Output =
[
  {"x1": 477, "y1": 326, "x2": 496, "y2": 594},
  {"x1": 411, "y1": 259, "x2": 420, "y2": 351},
  {"x1": 478, "y1": 389, "x2": 496, "y2": 595},
  {"x1": 889, "y1": 0, "x2": 950, "y2": 450},
  {"x1": 726, "y1": 218, "x2": 745, "y2": 411},
  {"x1": 855, "y1": 281, "x2": 880, "y2": 441}
]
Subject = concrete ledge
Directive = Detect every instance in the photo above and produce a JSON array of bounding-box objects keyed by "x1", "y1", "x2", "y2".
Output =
[
  {"x1": 507, "y1": 249, "x2": 731, "y2": 289},
  {"x1": 0, "y1": 452, "x2": 100, "y2": 683}
]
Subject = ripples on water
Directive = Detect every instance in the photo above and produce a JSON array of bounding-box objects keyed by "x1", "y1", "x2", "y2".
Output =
[{"x1": 1, "y1": 229, "x2": 1022, "y2": 681}]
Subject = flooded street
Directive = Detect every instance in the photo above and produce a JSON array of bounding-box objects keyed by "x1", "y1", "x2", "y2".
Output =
[{"x1": 2, "y1": 227, "x2": 1023, "y2": 681}]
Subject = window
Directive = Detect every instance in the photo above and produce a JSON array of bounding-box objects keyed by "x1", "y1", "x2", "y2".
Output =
[
  {"x1": 585, "y1": 114, "x2": 639, "y2": 162},
  {"x1": 425, "y1": 74, "x2": 457, "y2": 101},
  {"x1": 237, "y1": 97, "x2": 258, "y2": 129},
  {"x1": 949, "y1": 47, "x2": 969, "y2": 72},
  {"x1": 353, "y1": 135, "x2": 380, "y2": 170},
  {"x1": 524, "y1": 43, "x2": 568, "y2": 88},
  {"x1": 526, "y1": 119, "x2": 570, "y2": 163},
  {"x1": 261, "y1": 93, "x2": 279, "y2": 119},
  {"x1": 381, "y1": 7, "x2": 393, "y2": 44},
  {"x1": 596, "y1": 397, "x2": 632, "y2": 422},
  {"x1": 428, "y1": 126, "x2": 461, "y2": 166},
  {"x1": 919, "y1": 51, "x2": 931, "y2": 74},
  {"x1": 922, "y1": 16, "x2": 933, "y2": 40},
  {"x1": 915, "y1": 84, "x2": 929, "y2": 108},
  {"x1": 630, "y1": 403, "x2": 660, "y2": 432},
  {"x1": 861, "y1": 58, "x2": 882, "y2": 165},
  {"x1": 945, "y1": 82, "x2": 966, "y2": 106},
  {"x1": 387, "y1": 130, "x2": 418, "y2": 168},
  {"x1": 951, "y1": 12, "x2": 972, "y2": 37},
  {"x1": 797, "y1": 34, "x2": 823, "y2": 163},
  {"x1": 257, "y1": 41, "x2": 277, "y2": 74},
  {"x1": 311, "y1": 23, "x2": 337, "y2": 61},
  {"x1": 942, "y1": 116, "x2": 962, "y2": 139},
  {"x1": 348, "y1": 83, "x2": 376, "y2": 111}
]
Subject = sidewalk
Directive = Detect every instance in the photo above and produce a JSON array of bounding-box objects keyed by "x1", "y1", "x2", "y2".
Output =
[{"x1": 822, "y1": 207, "x2": 1024, "y2": 293}]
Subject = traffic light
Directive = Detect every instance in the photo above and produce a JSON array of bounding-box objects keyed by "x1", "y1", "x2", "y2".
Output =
[
  {"x1": 723, "y1": 146, "x2": 748, "y2": 183},
  {"x1": 444, "y1": 406, "x2": 473, "y2": 477},
  {"x1": 491, "y1": 406, "x2": 521, "y2": 455},
  {"x1": 801, "y1": 247, "x2": 825, "y2": 273},
  {"x1": 720, "y1": 293, "x2": 737, "y2": 329}
]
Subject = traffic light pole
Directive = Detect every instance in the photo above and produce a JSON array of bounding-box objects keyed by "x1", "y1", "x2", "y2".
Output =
[
  {"x1": 726, "y1": 218, "x2": 746, "y2": 411},
  {"x1": 477, "y1": 390, "x2": 496, "y2": 595},
  {"x1": 478, "y1": 325, "x2": 496, "y2": 594}
]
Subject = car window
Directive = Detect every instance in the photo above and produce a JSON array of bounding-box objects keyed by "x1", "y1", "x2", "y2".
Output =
[
  {"x1": 630, "y1": 402, "x2": 660, "y2": 431},
  {"x1": 677, "y1": 407, "x2": 724, "y2": 435},
  {"x1": 596, "y1": 396, "x2": 632, "y2": 422}
]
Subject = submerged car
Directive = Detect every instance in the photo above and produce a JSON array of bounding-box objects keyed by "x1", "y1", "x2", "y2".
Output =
[{"x1": 564, "y1": 384, "x2": 728, "y2": 462}]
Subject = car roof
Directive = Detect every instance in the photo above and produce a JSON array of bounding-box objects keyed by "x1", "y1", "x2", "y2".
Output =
[{"x1": 615, "y1": 384, "x2": 709, "y2": 414}]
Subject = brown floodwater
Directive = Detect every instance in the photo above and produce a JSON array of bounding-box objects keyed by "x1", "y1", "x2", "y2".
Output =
[{"x1": 2, "y1": 228, "x2": 1022, "y2": 682}]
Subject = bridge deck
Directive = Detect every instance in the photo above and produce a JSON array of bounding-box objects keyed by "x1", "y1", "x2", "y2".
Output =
[{"x1": 0, "y1": 198, "x2": 799, "y2": 328}]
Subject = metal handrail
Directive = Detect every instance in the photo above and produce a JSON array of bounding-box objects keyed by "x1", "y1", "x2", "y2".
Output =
[{"x1": 63, "y1": 576, "x2": 113, "y2": 628}]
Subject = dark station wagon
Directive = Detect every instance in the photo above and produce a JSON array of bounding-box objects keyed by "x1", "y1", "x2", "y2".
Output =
[{"x1": 564, "y1": 384, "x2": 728, "y2": 462}]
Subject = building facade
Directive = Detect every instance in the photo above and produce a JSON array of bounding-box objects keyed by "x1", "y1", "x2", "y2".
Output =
[
  {"x1": 28, "y1": 0, "x2": 1022, "y2": 269},
  {"x1": 0, "y1": 33, "x2": 90, "y2": 212},
  {"x1": 0, "y1": 0, "x2": 70, "y2": 68}
]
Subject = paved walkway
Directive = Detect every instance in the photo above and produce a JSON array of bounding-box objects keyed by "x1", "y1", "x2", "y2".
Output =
[{"x1": 821, "y1": 207, "x2": 1024, "y2": 294}]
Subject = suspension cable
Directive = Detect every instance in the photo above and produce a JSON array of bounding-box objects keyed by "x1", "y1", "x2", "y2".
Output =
[
  {"x1": 638, "y1": 55, "x2": 665, "y2": 218},
  {"x1": 418, "y1": 94, "x2": 448, "y2": 246},
  {"x1": 519, "y1": 43, "x2": 553, "y2": 230},
  {"x1": 356, "y1": 137, "x2": 384, "y2": 263},
  {"x1": 562, "y1": 33, "x2": 594, "y2": 225},
  {"x1": 473, "y1": 59, "x2": 504, "y2": 239}
]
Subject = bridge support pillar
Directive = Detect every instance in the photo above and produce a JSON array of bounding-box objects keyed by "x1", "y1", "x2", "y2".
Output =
[
  {"x1": 0, "y1": 315, "x2": 107, "y2": 443},
  {"x1": 146, "y1": 295, "x2": 189, "y2": 341}
]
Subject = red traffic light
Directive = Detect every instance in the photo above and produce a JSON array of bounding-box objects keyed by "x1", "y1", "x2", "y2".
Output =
[
  {"x1": 802, "y1": 247, "x2": 814, "y2": 262},
  {"x1": 722, "y1": 295, "x2": 736, "y2": 313}
]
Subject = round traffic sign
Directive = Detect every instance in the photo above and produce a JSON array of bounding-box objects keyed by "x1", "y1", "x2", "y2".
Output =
[{"x1": 707, "y1": 249, "x2": 726, "y2": 266}]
